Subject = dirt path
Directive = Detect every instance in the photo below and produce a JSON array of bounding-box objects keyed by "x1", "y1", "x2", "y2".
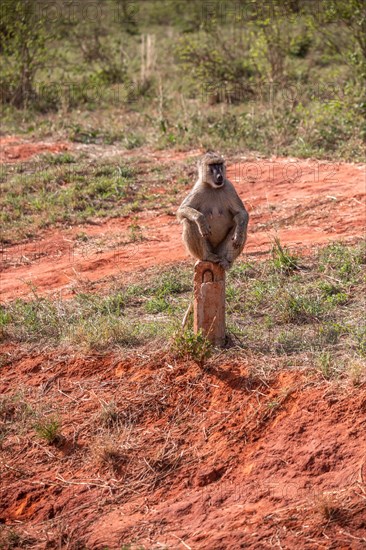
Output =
[{"x1": 1, "y1": 150, "x2": 365, "y2": 301}]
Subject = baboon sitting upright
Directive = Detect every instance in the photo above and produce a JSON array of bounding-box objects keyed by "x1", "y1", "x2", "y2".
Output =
[{"x1": 177, "y1": 152, "x2": 249, "y2": 270}]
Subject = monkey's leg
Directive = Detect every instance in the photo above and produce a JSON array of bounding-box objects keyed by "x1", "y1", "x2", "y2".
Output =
[
  {"x1": 215, "y1": 228, "x2": 245, "y2": 269},
  {"x1": 183, "y1": 221, "x2": 221, "y2": 263}
]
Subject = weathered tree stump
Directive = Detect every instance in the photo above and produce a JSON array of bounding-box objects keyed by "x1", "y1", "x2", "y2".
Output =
[{"x1": 193, "y1": 261, "x2": 226, "y2": 346}]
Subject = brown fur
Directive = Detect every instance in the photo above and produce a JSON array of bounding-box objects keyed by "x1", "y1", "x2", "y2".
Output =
[{"x1": 177, "y1": 153, "x2": 249, "y2": 269}]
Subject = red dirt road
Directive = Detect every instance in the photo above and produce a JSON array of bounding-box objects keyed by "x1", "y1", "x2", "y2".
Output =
[{"x1": 1, "y1": 152, "x2": 365, "y2": 302}]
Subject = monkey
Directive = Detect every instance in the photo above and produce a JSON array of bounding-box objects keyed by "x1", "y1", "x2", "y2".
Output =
[{"x1": 177, "y1": 152, "x2": 249, "y2": 270}]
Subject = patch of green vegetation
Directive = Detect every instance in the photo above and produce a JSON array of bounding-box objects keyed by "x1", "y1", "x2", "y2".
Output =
[
  {"x1": 75, "y1": 293, "x2": 126, "y2": 317},
  {"x1": 355, "y1": 326, "x2": 366, "y2": 357},
  {"x1": 41, "y1": 152, "x2": 76, "y2": 165},
  {"x1": 319, "y1": 281, "x2": 348, "y2": 305},
  {"x1": 318, "y1": 241, "x2": 366, "y2": 282},
  {"x1": 69, "y1": 318, "x2": 140, "y2": 350},
  {"x1": 150, "y1": 270, "x2": 191, "y2": 297},
  {"x1": 274, "y1": 328, "x2": 309, "y2": 355},
  {"x1": 0, "y1": 307, "x2": 11, "y2": 340},
  {"x1": 271, "y1": 237, "x2": 299, "y2": 274},
  {"x1": 317, "y1": 351, "x2": 335, "y2": 379},
  {"x1": 279, "y1": 292, "x2": 326, "y2": 324},
  {"x1": 0, "y1": 154, "x2": 192, "y2": 245},
  {"x1": 318, "y1": 322, "x2": 345, "y2": 345},
  {"x1": 34, "y1": 417, "x2": 63, "y2": 445},
  {"x1": 171, "y1": 329, "x2": 212, "y2": 366},
  {"x1": 1, "y1": 1, "x2": 366, "y2": 161},
  {"x1": 227, "y1": 240, "x2": 365, "y2": 366},
  {"x1": 145, "y1": 297, "x2": 170, "y2": 314},
  {"x1": 1, "y1": 242, "x2": 365, "y2": 374},
  {"x1": 128, "y1": 222, "x2": 144, "y2": 242},
  {"x1": 0, "y1": 157, "x2": 141, "y2": 243}
]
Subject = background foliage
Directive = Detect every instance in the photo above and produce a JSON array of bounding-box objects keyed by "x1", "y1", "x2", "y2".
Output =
[{"x1": 0, "y1": 0, "x2": 365, "y2": 159}]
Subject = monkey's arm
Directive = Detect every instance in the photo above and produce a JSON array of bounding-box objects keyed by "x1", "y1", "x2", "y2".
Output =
[
  {"x1": 231, "y1": 201, "x2": 249, "y2": 249},
  {"x1": 177, "y1": 205, "x2": 211, "y2": 237}
]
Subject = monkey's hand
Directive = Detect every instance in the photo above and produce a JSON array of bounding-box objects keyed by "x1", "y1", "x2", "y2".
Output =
[
  {"x1": 197, "y1": 218, "x2": 211, "y2": 238},
  {"x1": 232, "y1": 230, "x2": 243, "y2": 249}
]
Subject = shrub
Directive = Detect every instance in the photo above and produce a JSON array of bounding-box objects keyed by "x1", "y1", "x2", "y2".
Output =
[
  {"x1": 145, "y1": 297, "x2": 170, "y2": 314},
  {"x1": 0, "y1": 0, "x2": 52, "y2": 107},
  {"x1": 171, "y1": 329, "x2": 212, "y2": 366},
  {"x1": 176, "y1": 32, "x2": 256, "y2": 104}
]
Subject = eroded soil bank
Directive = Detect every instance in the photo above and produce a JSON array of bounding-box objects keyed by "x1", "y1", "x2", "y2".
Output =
[{"x1": 1, "y1": 350, "x2": 366, "y2": 549}]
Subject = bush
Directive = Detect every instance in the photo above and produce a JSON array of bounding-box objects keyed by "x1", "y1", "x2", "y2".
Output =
[
  {"x1": 0, "y1": 0, "x2": 52, "y2": 107},
  {"x1": 171, "y1": 329, "x2": 212, "y2": 366},
  {"x1": 176, "y1": 32, "x2": 256, "y2": 104}
]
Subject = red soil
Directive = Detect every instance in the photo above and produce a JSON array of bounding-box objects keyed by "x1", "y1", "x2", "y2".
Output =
[
  {"x1": 1, "y1": 149, "x2": 365, "y2": 302},
  {"x1": 1, "y1": 351, "x2": 366, "y2": 549},
  {"x1": 0, "y1": 136, "x2": 69, "y2": 163},
  {"x1": 1, "y1": 141, "x2": 366, "y2": 548}
]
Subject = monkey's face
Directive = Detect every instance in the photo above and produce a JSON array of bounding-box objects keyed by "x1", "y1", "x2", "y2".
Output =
[
  {"x1": 198, "y1": 153, "x2": 226, "y2": 188},
  {"x1": 208, "y1": 162, "x2": 225, "y2": 188}
]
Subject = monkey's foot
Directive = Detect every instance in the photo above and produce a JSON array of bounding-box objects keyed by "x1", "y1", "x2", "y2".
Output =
[
  {"x1": 218, "y1": 258, "x2": 232, "y2": 270},
  {"x1": 203, "y1": 253, "x2": 221, "y2": 264}
]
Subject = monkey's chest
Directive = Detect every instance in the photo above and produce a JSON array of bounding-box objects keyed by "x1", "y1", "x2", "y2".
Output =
[{"x1": 206, "y1": 208, "x2": 233, "y2": 247}]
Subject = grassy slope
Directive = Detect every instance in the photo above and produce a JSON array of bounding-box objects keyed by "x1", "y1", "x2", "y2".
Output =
[
  {"x1": 1, "y1": 241, "x2": 365, "y2": 380},
  {"x1": 0, "y1": 151, "x2": 194, "y2": 245}
]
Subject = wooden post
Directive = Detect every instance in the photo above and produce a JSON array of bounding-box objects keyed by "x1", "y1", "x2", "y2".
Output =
[{"x1": 193, "y1": 261, "x2": 226, "y2": 346}]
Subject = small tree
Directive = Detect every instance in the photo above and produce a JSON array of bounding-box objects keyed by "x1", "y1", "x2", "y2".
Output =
[
  {"x1": 0, "y1": 0, "x2": 51, "y2": 107},
  {"x1": 252, "y1": 1, "x2": 302, "y2": 85},
  {"x1": 308, "y1": 0, "x2": 366, "y2": 78}
]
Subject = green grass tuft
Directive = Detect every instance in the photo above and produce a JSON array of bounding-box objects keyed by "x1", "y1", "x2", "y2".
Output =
[
  {"x1": 34, "y1": 417, "x2": 63, "y2": 445},
  {"x1": 271, "y1": 237, "x2": 299, "y2": 274}
]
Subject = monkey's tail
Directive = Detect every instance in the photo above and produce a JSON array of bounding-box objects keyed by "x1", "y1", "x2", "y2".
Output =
[{"x1": 182, "y1": 300, "x2": 193, "y2": 329}]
